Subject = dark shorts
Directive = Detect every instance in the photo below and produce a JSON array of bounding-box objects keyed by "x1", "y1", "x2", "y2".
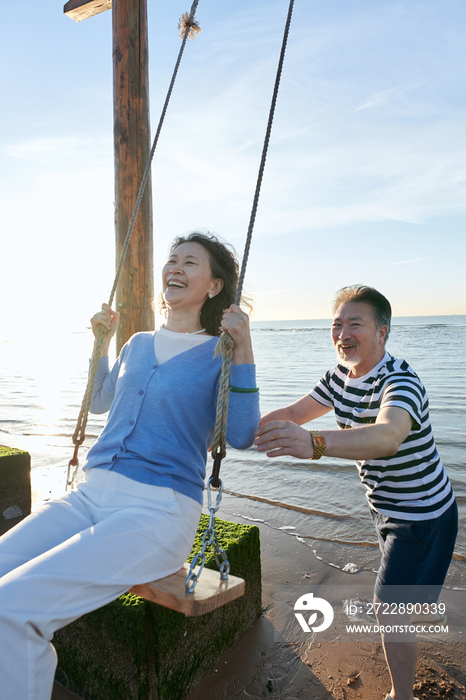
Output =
[{"x1": 370, "y1": 499, "x2": 458, "y2": 604}]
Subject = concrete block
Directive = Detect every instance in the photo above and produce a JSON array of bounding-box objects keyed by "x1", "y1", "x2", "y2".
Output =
[
  {"x1": 0, "y1": 446, "x2": 31, "y2": 522},
  {"x1": 54, "y1": 515, "x2": 261, "y2": 700}
]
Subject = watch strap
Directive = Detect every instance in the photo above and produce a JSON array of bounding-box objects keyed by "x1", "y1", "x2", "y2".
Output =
[{"x1": 309, "y1": 430, "x2": 326, "y2": 460}]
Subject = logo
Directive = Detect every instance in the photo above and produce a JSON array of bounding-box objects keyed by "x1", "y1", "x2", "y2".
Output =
[{"x1": 294, "y1": 592, "x2": 334, "y2": 633}]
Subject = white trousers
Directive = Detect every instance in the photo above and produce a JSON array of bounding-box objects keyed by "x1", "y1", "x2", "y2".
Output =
[{"x1": 0, "y1": 469, "x2": 202, "y2": 700}]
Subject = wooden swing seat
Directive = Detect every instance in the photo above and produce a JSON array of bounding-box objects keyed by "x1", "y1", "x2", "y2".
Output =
[{"x1": 129, "y1": 563, "x2": 245, "y2": 616}]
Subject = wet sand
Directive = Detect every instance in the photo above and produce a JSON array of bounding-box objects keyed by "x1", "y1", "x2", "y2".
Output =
[
  {"x1": 185, "y1": 506, "x2": 466, "y2": 700},
  {"x1": 50, "y1": 501, "x2": 466, "y2": 699}
]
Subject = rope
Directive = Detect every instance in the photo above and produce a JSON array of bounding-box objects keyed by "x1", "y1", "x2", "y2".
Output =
[
  {"x1": 238, "y1": 0, "x2": 296, "y2": 303},
  {"x1": 108, "y1": 0, "x2": 200, "y2": 307},
  {"x1": 67, "y1": 1, "x2": 201, "y2": 487},
  {"x1": 210, "y1": 0, "x2": 295, "y2": 486}
]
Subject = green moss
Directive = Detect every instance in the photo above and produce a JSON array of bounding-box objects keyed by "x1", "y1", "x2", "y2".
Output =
[
  {"x1": 55, "y1": 594, "x2": 156, "y2": 700},
  {"x1": 187, "y1": 513, "x2": 255, "y2": 571},
  {"x1": 0, "y1": 446, "x2": 31, "y2": 520},
  {"x1": 152, "y1": 518, "x2": 261, "y2": 700},
  {"x1": 54, "y1": 517, "x2": 261, "y2": 700},
  {"x1": 0, "y1": 446, "x2": 28, "y2": 458}
]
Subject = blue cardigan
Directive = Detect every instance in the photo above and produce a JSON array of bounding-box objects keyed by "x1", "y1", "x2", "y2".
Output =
[{"x1": 84, "y1": 332, "x2": 260, "y2": 505}]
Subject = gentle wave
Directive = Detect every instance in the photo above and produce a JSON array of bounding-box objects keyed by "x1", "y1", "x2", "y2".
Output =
[
  {"x1": 0, "y1": 428, "x2": 100, "y2": 441},
  {"x1": 421, "y1": 324, "x2": 466, "y2": 329},
  {"x1": 223, "y1": 489, "x2": 348, "y2": 520},
  {"x1": 21, "y1": 432, "x2": 100, "y2": 440},
  {"x1": 252, "y1": 324, "x2": 466, "y2": 332},
  {"x1": 226, "y1": 489, "x2": 466, "y2": 560},
  {"x1": 281, "y1": 531, "x2": 379, "y2": 549},
  {"x1": 252, "y1": 327, "x2": 329, "y2": 333}
]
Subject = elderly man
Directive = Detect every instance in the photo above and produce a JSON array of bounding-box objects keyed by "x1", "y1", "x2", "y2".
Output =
[{"x1": 255, "y1": 285, "x2": 457, "y2": 700}]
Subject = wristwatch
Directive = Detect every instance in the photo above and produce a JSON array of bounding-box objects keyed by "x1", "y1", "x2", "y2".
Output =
[{"x1": 309, "y1": 430, "x2": 326, "y2": 460}]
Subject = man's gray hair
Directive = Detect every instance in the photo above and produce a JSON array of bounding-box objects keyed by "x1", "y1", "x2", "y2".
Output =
[{"x1": 332, "y1": 285, "x2": 392, "y2": 342}]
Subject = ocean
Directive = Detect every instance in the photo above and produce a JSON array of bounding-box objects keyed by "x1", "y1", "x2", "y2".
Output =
[{"x1": 1, "y1": 316, "x2": 465, "y2": 584}]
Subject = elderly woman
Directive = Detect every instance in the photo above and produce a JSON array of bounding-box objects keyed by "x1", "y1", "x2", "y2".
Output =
[{"x1": 0, "y1": 232, "x2": 260, "y2": 700}]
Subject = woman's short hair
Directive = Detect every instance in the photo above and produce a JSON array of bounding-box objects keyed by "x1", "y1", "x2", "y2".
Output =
[
  {"x1": 160, "y1": 232, "x2": 239, "y2": 336},
  {"x1": 332, "y1": 285, "x2": 392, "y2": 341}
]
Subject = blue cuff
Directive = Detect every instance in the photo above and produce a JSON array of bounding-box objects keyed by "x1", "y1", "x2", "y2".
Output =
[{"x1": 229, "y1": 363, "x2": 257, "y2": 388}]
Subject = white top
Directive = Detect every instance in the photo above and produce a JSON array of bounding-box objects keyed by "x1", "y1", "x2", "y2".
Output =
[{"x1": 154, "y1": 326, "x2": 213, "y2": 365}]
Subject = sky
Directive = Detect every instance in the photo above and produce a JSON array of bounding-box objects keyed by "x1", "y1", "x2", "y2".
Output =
[{"x1": 2, "y1": 0, "x2": 466, "y2": 330}]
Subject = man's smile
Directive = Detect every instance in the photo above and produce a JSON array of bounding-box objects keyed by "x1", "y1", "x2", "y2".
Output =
[{"x1": 338, "y1": 342, "x2": 358, "y2": 351}]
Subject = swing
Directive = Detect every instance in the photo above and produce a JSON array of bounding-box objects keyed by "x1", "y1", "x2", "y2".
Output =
[
  {"x1": 67, "y1": 0, "x2": 295, "y2": 616},
  {"x1": 130, "y1": 565, "x2": 245, "y2": 617},
  {"x1": 129, "y1": 481, "x2": 245, "y2": 616}
]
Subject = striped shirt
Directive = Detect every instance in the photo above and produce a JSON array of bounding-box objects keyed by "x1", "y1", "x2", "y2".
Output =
[{"x1": 310, "y1": 352, "x2": 454, "y2": 521}]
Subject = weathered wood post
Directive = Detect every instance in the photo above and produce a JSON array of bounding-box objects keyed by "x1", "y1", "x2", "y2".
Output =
[{"x1": 64, "y1": 0, "x2": 155, "y2": 353}]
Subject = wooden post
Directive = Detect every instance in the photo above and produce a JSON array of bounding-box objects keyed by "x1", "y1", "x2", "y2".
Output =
[{"x1": 64, "y1": 0, "x2": 154, "y2": 353}]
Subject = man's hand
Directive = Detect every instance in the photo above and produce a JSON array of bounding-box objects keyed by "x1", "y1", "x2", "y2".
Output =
[
  {"x1": 255, "y1": 406, "x2": 414, "y2": 462},
  {"x1": 255, "y1": 420, "x2": 314, "y2": 459}
]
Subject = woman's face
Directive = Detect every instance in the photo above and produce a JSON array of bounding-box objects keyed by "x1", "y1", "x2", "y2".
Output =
[{"x1": 162, "y1": 241, "x2": 223, "y2": 313}]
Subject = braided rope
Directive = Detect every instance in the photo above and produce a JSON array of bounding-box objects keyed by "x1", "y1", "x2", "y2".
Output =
[
  {"x1": 68, "y1": 1, "x2": 201, "y2": 486},
  {"x1": 108, "y1": 0, "x2": 200, "y2": 307},
  {"x1": 211, "y1": 332, "x2": 235, "y2": 462},
  {"x1": 210, "y1": 0, "x2": 295, "y2": 477},
  {"x1": 236, "y1": 0, "x2": 295, "y2": 304}
]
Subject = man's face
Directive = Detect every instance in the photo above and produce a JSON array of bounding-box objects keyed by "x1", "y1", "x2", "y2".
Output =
[{"x1": 331, "y1": 301, "x2": 387, "y2": 376}]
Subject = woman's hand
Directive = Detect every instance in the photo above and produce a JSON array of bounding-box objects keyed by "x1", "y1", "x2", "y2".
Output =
[
  {"x1": 221, "y1": 304, "x2": 254, "y2": 365},
  {"x1": 255, "y1": 420, "x2": 314, "y2": 459},
  {"x1": 90, "y1": 303, "x2": 120, "y2": 357}
]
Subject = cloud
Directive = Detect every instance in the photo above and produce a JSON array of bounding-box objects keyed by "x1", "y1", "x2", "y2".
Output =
[
  {"x1": 5, "y1": 139, "x2": 62, "y2": 159},
  {"x1": 351, "y1": 83, "x2": 421, "y2": 113},
  {"x1": 3, "y1": 135, "x2": 112, "y2": 168},
  {"x1": 252, "y1": 288, "x2": 307, "y2": 299},
  {"x1": 390, "y1": 257, "x2": 425, "y2": 266},
  {"x1": 373, "y1": 257, "x2": 426, "y2": 269}
]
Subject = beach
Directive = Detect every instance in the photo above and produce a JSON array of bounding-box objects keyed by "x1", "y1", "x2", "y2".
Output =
[
  {"x1": 0, "y1": 317, "x2": 464, "y2": 698},
  {"x1": 184, "y1": 501, "x2": 466, "y2": 700},
  {"x1": 0, "y1": 469, "x2": 462, "y2": 699},
  {"x1": 50, "y1": 497, "x2": 466, "y2": 699}
]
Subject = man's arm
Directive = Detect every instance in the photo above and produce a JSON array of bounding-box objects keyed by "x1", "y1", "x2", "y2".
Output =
[
  {"x1": 255, "y1": 405, "x2": 413, "y2": 460},
  {"x1": 260, "y1": 394, "x2": 332, "y2": 426}
]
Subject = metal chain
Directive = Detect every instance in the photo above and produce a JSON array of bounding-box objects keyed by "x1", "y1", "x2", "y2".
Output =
[{"x1": 185, "y1": 477, "x2": 229, "y2": 593}]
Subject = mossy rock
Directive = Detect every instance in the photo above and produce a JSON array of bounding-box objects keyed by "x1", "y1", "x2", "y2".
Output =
[
  {"x1": 0, "y1": 446, "x2": 31, "y2": 520},
  {"x1": 54, "y1": 515, "x2": 261, "y2": 700},
  {"x1": 0, "y1": 446, "x2": 26, "y2": 458}
]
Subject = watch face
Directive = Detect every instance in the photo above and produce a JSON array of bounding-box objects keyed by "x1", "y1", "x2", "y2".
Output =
[{"x1": 314, "y1": 435, "x2": 325, "y2": 446}]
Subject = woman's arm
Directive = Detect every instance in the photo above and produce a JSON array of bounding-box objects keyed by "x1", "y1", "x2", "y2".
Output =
[
  {"x1": 89, "y1": 357, "x2": 120, "y2": 414},
  {"x1": 225, "y1": 363, "x2": 260, "y2": 449},
  {"x1": 218, "y1": 305, "x2": 260, "y2": 448},
  {"x1": 89, "y1": 303, "x2": 120, "y2": 413}
]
